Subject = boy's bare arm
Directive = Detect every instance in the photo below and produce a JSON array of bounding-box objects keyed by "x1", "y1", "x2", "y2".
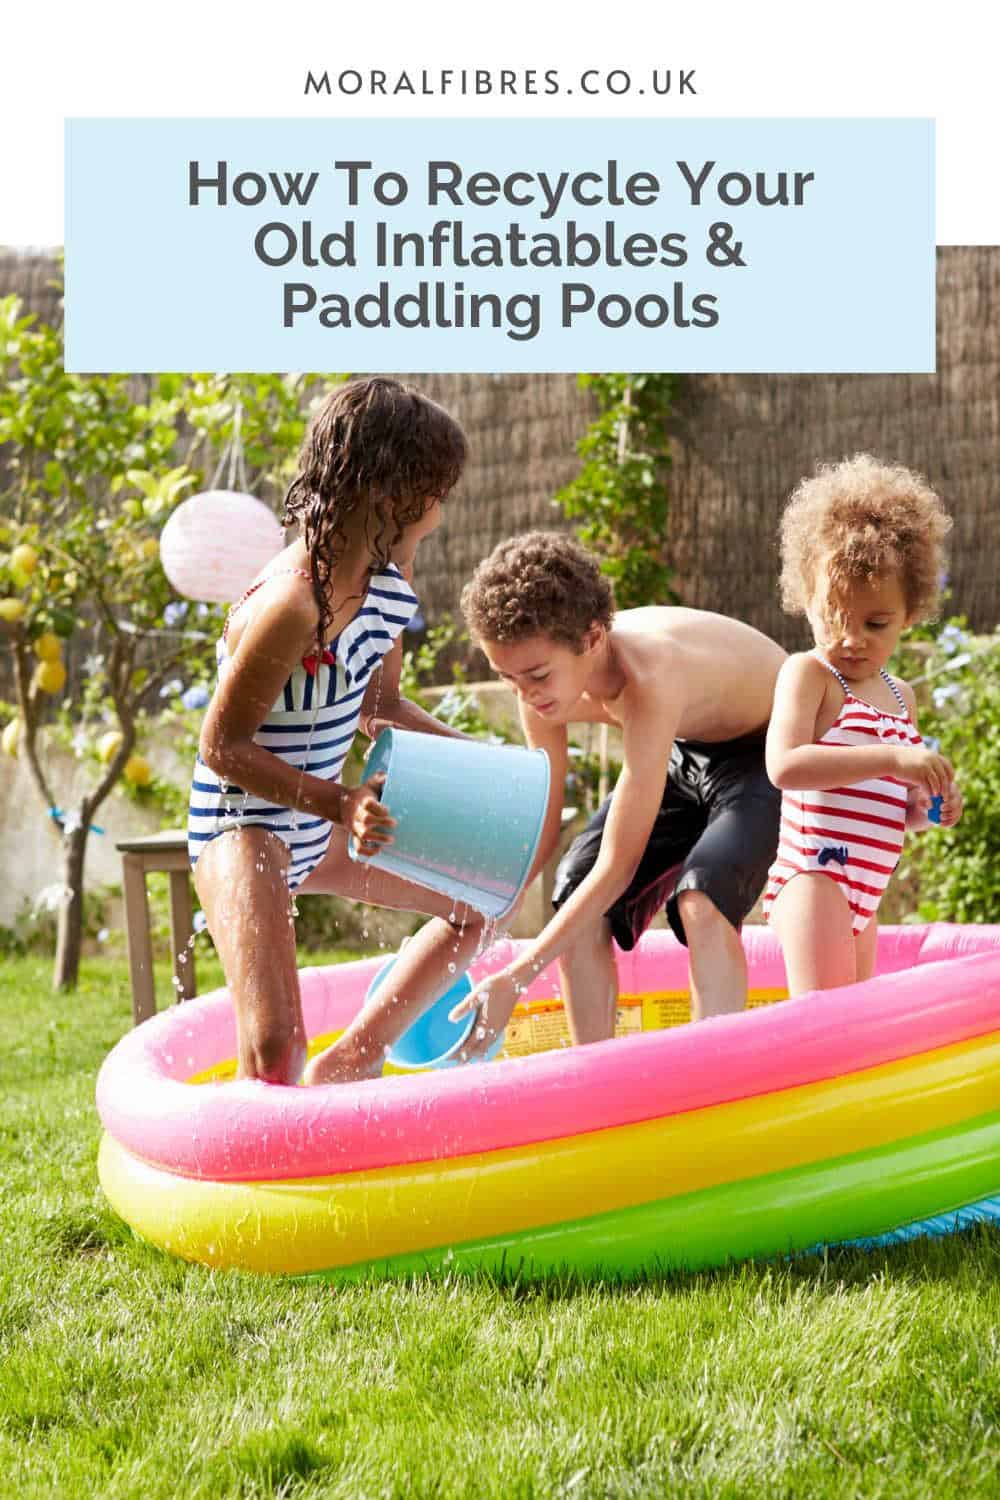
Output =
[
  {"x1": 521, "y1": 688, "x2": 680, "y2": 967},
  {"x1": 455, "y1": 683, "x2": 680, "y2": 1031},
  {"x1": 518, "y1": 702, "x2": 570, "y2": 888}
]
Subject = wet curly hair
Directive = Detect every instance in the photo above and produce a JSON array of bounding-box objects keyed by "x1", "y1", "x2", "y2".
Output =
[
  {"x1": 283, "y1": 377, "x2": 466, "y2": 648},
  {"x1": 461, "y1": 531, "x2": 614, "y2": 649},
  {"x1": 779, "y1": 454, "x2": 951, "y2": 625}
]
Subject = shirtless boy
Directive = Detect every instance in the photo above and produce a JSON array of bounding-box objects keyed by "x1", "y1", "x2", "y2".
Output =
[{"x1": 452, "y1": 532, "x2": 787, "y2": 1054}]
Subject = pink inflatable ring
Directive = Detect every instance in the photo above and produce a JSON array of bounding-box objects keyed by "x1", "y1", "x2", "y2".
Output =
[{"x1": 97, "y1": 925, "x2": 1000, "y2": 1279}]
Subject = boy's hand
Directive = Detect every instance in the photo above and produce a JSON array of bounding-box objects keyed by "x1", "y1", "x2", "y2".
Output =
[
  {"x1": 450, "y1": 969, "x2": 524, "y2": 1062},
  {"x1": 893, "y1": 746, "x2": 954, "y2": 796},
  {"x1": 342, "y1": 774, "x2": 396, "y2": 856}
]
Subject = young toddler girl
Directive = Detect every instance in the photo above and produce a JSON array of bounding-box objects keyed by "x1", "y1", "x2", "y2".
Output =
[
  {"x1": 763, "y1": 454, "x2": 963, "y2": 995},
  {"x1": 188, "y1": 376, "x2": 485, "y2": 1085}
]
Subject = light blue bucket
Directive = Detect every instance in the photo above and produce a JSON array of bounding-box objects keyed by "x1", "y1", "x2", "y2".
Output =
[
  {"x1": 366, "y1": 956, "x2": 506, "y2": 1070},
  {"x1": 349, "y1": 729, "x2": 550, "y2": 920}
]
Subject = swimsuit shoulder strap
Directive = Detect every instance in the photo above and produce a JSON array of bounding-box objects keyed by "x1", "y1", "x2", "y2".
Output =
[
  {"x1": 811, "y1": 650, "x2": 851, "y2": 696},
  {"x1": 879, "y1": 668, "x2": 909, "y2": 715},
  {"x1": 222, "y1": 568, "x2": 312, "y2": 641}
]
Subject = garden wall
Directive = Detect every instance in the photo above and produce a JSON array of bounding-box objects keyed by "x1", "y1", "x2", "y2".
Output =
[{"x1": 0, "y1": 744, "x2": 161, "y2": 930}]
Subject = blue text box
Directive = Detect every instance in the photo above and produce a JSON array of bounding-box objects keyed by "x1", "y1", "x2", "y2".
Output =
[{"x1": 64, "y1": 117, "x2": 934, "y2": 373}]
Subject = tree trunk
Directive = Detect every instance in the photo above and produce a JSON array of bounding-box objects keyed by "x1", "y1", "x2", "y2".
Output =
[{"x1": 54, "y1": 821, "x2": 88, "y2": 991}]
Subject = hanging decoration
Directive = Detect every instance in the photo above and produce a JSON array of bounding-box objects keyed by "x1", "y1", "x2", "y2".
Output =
[{"x1": 159, "y1": 404, "x2": 285, "y2": 603}]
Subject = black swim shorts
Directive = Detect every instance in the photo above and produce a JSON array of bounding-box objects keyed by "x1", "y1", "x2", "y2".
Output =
[{"x1": 552, "y1": 730, "x2": 780, "y2": 949}]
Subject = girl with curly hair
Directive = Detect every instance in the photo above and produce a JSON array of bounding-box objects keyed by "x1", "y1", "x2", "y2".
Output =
[
  {"x1": 763, "y1": 454, "x2": 963, "y2": 995},
  {"x1": 188, "y1": 377, "x2": 481, "y2": 1085}
]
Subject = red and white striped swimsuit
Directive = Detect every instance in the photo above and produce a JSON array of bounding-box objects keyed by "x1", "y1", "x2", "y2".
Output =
[{"x1": 763, "y1": 655, "x2": 922, "y2": 935}]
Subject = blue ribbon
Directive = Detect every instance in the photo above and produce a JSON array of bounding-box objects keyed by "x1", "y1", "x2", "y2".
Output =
[{"x1": 48, "y1": 806, "x2": 105, "y2": 835}]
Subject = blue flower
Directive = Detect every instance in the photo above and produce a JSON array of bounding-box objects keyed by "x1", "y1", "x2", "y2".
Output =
[
  {"x1": 406, "y1": 611, "x2": 426, "y2": 635},
  {"x1": 159, "y1": 678, "x2": 184, "y2": 699},
  {"x1": 181, "y1": 684, "x2": 210, "y2": 710},
  {"x1": 163, "y1": 601, "x2": 189, "y2": 626},
  {"x1": 937, "y1": 623, "x2": 968, "y2": 656},
  {"x1": 932, "y1": 683, "x2": 962, "y2": 709}
]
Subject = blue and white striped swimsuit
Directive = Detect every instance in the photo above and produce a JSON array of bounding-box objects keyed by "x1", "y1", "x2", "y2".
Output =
[{"x1": 187, "y1": 562, "x2": 418, "y2": 889}]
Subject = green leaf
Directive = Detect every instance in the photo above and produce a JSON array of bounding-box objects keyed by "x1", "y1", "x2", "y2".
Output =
[{"x1": 43, "y1": 461, "x2": 64, "y2": 494}]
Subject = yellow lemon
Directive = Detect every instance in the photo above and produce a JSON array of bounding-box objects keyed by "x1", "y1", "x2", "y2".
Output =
[
  {"x1": 10, "y1": 544, "x2": 39, "y2": 577},
  {"x1": 1, "y1": 719, "x2": 21, "y2": 758},
  {"x1": 97, "y1": 730, "x2": 125, "y2": 764},
  {"x1": 123, "y1": 754, "x2": 152, "y2": 787},
  {"x1": 33, "y1": 632, "x2": 63, "y2": 662},
  {"x1": 0, "y1": 598, "x2": 26, "y2": 624},
  {"x1": 34, "y1": 659, "x2": 67, "y2": 695}
]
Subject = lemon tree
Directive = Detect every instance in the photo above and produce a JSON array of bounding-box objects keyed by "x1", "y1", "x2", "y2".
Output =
[{"x1": 0, "y1": 294, "x2": 329, "y2": 988}]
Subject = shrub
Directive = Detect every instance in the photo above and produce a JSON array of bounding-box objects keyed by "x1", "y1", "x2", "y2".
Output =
[{"x1": 895, "y1": 619, "x2": 1000, "y2": 924}]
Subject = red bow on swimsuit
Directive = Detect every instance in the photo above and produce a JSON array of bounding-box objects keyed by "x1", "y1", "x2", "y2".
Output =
[{"x1": 301, "y1": 647, "x2": 335, "y2": 675}]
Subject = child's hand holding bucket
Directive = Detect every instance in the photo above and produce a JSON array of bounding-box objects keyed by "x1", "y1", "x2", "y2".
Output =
[
  {"x1": 343, "y1": 774, "x2": 396, "y2": 859},
  {"x1": 348, "y1": 728, "x2": 550, "y2": 916}
]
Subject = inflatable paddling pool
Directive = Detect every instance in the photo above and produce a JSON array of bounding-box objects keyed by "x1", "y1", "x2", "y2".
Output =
[{"x1": 97, "y1": 924, "x2": 1000, "y2": 1280}]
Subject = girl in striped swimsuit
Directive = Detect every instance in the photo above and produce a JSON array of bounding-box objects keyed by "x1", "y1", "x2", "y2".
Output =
[
  {"x1": 763, "y1": 455, "x2": 963, "y2": 996},
  {"x1": 189, "y1": 378, "x2": 485, "y2": 1086}
]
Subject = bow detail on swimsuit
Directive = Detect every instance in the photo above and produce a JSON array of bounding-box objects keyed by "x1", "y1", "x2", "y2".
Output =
[
  {"x1": 301, "y1": 647, "x2": 336, "y2": 676},
  {"x1": 817, "y1": 845, "x2": 849, "y2": 868}
]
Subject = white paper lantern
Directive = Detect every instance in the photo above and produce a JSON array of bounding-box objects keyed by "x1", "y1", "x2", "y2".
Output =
[{"x1": 159, "y1": 491, "x2": 286, "y2": 603}]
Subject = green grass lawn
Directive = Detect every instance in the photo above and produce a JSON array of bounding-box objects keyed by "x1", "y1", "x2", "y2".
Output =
[{"x1": 2, "y1": 955, "x2": 999, "y2": 1499}]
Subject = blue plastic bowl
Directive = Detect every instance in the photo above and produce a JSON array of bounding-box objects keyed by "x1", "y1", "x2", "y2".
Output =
[{"x1": 365, "y1": 956, "x2": 506, "y2": 1070}]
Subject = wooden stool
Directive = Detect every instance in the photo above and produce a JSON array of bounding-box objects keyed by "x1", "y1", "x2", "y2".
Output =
[{"x1": 116, "y1": 830, "x2": 197, "y2": 1025}]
